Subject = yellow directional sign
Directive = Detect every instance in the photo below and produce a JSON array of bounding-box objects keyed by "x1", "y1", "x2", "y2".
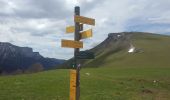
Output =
[
  {"x1": 80, "y1": 29, "x2": 92, "y2": 39},
  {"x1": 61, "y1": 39, "x2": 83, "y2": 48},
  {"x1": 66, "y1": 26, "x2": 75, "y2": 33},
  {"x1": 66, "y1": 24, "x2": 83, "y2": 33},
  {"x1": 70, "y1": 70, "x2": 77, "y2": 100},
  {"x1": 74, "y1": 15, "x2": 95, "y2": 26}
]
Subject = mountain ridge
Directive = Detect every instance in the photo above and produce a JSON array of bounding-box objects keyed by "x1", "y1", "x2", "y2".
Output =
[{"x1": 0, "y1": 42, "x2": 65, "y2": 74}]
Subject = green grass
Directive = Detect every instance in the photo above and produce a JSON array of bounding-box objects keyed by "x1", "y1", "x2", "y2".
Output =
[
  {"x1": 85, "y1": 33, "x2": 170, "y2": 68},
  {"x1": 0, "y1": 33, "x2": 170, "y2": 100},
  {"x1": 0, "y1": 70, "x2": 69, "y2": 100},
  {"x1": 0, "y1": 67, "x2": 170, "y2": 100}
]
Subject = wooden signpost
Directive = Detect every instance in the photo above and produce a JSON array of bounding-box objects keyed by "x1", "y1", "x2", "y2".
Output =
[{"x1": 61, "y1": 6, "x2": 95, "y2": 100}]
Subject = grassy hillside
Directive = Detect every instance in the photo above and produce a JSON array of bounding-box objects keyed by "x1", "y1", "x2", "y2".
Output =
[
  {"x1": 0, "y1": 32, "x2": 170, "y2": 100},
  {"x1": 83, "y1": 32, "x2": 170, "y2": 68},
  {"x1": 0, "y1": 67, "x2": 170, "y2": 100}
]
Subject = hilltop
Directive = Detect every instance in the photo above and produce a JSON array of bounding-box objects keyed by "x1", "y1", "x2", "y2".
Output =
[{"x1": 61, "y1": 32, "x2": 170, "y2": 68}]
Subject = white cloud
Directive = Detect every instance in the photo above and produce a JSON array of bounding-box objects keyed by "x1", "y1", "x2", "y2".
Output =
[{"x1": 0, "y1": 0, "x2": 170, "y2": 59}]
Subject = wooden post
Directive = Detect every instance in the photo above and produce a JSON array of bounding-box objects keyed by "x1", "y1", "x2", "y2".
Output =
[{"x1": 74, "y1": 6, "x2": 80, "y2": 100}]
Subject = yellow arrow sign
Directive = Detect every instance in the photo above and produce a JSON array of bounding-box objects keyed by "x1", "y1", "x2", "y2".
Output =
[
  {"x1": 80, "y1": 29, "x2": 92, "y2": 39},
  {"x1": 66, "y1": 24, "x2": 83, "y2": 33},
  {"x1": 70, "y1": 70, "x2": 77, "y2": 100},
  {"x1": 66, "y1": 26, "x2": 75, "y2": 33},
  {"x1": 74, "y1": 15, "x2": 95, "y2": 26},
  {"x1": 61, "y1": 39, "x2": 83, "y2": 48}
]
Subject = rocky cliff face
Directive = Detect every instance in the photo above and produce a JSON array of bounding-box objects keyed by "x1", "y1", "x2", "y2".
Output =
[{"x1": 0, "y1": 42, "x2": 65, "y2": 73}]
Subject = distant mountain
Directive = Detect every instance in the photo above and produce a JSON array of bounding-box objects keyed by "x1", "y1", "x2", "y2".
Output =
[
  {"x1": 60, "y1": 32, "x2": 170, "y2": 68},
  {"x1": 0, "y1": 42, "x2": 65, "y2": 74}
]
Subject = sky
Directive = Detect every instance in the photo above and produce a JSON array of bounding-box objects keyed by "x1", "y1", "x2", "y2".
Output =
[{"x1": 0, "y1": 0, "x2": 170, "y2": 59}]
